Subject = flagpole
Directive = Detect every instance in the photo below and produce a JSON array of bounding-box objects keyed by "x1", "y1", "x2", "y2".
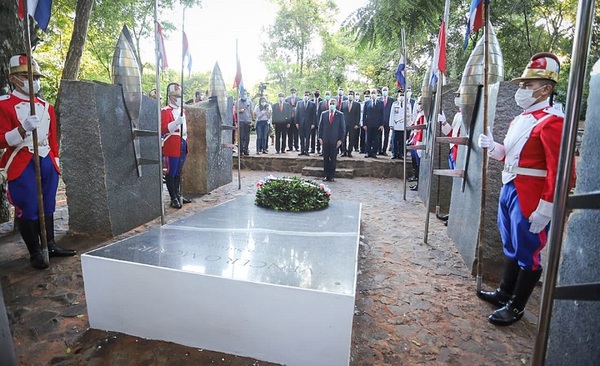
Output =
[
  {"x1": 154, "y1": 0, "x2": 165, "y2": 225},
  {"x1": 236, "y1": 39, "x2": 242, "y2": 190},
  {"x1": 22, "y1": 2, "x2": 49, "y2": 266},
  {"x1": 178, "y1": 8, "x2": 186, "y2": 198},
  {"x1": 401, "y1": 28, "x2": 407, "y2": 201},
  {"x1": 476, "y1": 0, "x2": 491, "y2": 293},
  {"x1": 424, "y1": 0, "x2": 450, "y2": 244}
]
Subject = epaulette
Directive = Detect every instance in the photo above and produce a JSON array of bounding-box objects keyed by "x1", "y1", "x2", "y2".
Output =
[
  {"x1": 161, "y1": 105, "x2": 171, "y2": 111},
  {"x1": 0, "y1": 95, "x2": 10, "y2": 101},
  {"x1": 543, "y1": 106, "x2": 564, "y2": 118}
]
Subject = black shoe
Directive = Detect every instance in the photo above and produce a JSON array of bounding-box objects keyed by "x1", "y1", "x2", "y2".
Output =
[
  {"x1": 438, "y1": 214, "x2": 449, "y2": 222},
  {"x1": 318, "y1": 152, "x2": 323, "y2": 156},
  {"x1": 371, "y1": 155, "x2": 378, "y2": 159},
  {"x1": 287, "y1": 148, "x2": 293, "y2": 151},
  {"x1": 48, "y1": 240, "x2": 77, "y2": 257},
  {"x1": 243, "y1": 152, "x2": 250, "y2": 156},
  {"x1": 409, "y1": 184, "x2": 418, "y2": 191},
  {"x1": 407, "y1": 176, "x2": 418, "y2": 182},
  {"x1": 347, "y1": 153, "x2": 352, "y2": 158},
  {"x1": 30, "y1": 252, "x2": 49, "y2": 269},
  {"x1": 477, "y1": 289, "x2": 511, "y2": 308},
  {"x1": 180, "y1": 197, "x2": 192, "y2": 204},
  {"x1": 378, "y1": 152, "x2": 387, "y2": 156},
  {"x1": 488, "y1": 300, "x2": 524, "y2": 326},
  {"x1": 170, "y1": 199, "x2": 182, "y2": 209},
  {"x1": 281, "y1": 150, "x2": 286, "y2": 154},
  {"x1": 262, "y1": 150, "x2": 268, "y2": 154},
  {"x1": 310, "y1": 150, "x2": 316, "y2": 153},
  {"x1": 364, "y1": 155, "x2": 370, "y2": 158},
  {"x1": 322, "y1": 177, "x2": 329, "y2": 182},
  {"x1": 391, "y1": 156, "x2": 398, "y2": 159}
]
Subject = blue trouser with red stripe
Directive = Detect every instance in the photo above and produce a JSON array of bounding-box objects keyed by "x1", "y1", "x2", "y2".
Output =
[
  {"x1": 497, "y1": 181, "x2": 548, "y2": 271},
  {"x1": 7, "y1": 156, "x2": 59, "y2": 221},
  {"x1": 164, "y1": 139, "x2": 188, "y2": 177}
]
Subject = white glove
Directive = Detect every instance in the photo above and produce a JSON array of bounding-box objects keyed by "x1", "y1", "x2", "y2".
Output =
[
  {"x1": 478, "y1": 127, "x2": 495, "y2": 149},
  {"x1": 529, "y1": 210, "x2": 551, "y2": 234},
  {"x1": 167, "y1": 116, "x2": 185, "y2": 133},
  {"x1": 174, "y1": 116, "x2": 185, "y2": 126},
  {"x1": 23, "y1": 115, "x2": 40, "y2": 132}
]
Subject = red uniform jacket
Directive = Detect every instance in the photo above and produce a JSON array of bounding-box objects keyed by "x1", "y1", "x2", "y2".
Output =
[
  {"x1": 161, "y1": 106, "x2": 188, "y2": 157},
  {"x1": 0, "y1": 93, "x2": 60, "y2": 181},
  {"x1": 503, "y1": 107, "x2": 576, "y2": 218}
]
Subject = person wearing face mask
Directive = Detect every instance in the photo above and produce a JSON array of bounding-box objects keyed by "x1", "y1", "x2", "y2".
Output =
[
  {"x1": 0, "y1": 54, "x2": 76, "y2": 269},
  {"x1": 253, "y1": 96, "x2": 271, "y2": 154},
  {"x1": 358, "y1": 90, "x2": 370, "y2": 154},
  {"x1": 341, "y1": 90, "x2": 361, "y2": 157},
  {"x1": 378, "y1": 86, "x2": 395, "y2": 156},
  {"x1": 309, "y1": 89, "x2": 322, "y2": 154},
  {"x1": 362, "y1": 88, "x2": 384, "y2": 158},
  {"x1": 161, "y1": 82, "x2": 191, "y2": 209},
  {"x1": 295, "y1": 91, "x2": 317, "y2": 156},
  {"x1": 441, "y1": 91, "x2": 463, "y2": 169},
  {"x1": 271, "y1": 92, "x2": 292, "y2": 154},
  {"x1": 235, "y1": 89, "x2": 255, "y2": 156},
  {"x1": 477, "y1": 52, "x2": 576, "y2": 326},
  {"x1": 317, "y1": 91, "x2": 332, "y2": 156},
  {"x1": 318, "y1": 98, "x2": 345, "y2": 182},
  {"x1": 285, "y1": 88, "x2": 300, "y2": 152},
  {"x1": 389, "y1": 90, "x2": 412, "y2": 160}
]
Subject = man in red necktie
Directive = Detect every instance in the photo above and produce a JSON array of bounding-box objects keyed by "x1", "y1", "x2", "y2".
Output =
[
  {"x1": 318, "y1": 98, "x2": 345, "y2": 182},
  {"x1": 285, "y1": 87, "x2": 300, "y2": 151},
  {"x1": 378, "y1": 86, "x2": 395, "y2": 156}
]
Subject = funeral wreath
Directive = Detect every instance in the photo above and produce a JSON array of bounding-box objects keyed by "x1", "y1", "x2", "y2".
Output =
[{"x1": 255, "y1": 176, "x2": 331, "y2": 212}]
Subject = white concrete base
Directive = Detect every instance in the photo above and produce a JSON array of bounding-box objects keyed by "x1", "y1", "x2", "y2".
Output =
[{"x1": 82, "y1": 197, "x2": 360, "y2": 366}]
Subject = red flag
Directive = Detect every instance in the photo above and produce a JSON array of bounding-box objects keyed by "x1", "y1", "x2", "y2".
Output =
[
  {"x1": 156, "y1": 22, "x2": 168, "y2": 72},
  {"x1": 182, "y1": 31, "x2": 192, "y2": 76},
  {"x1": 438, "y1": 20, "x2": 447, "y2": 74},
  {"x1": 233, "y1": 56, "x2": 243, "y2": 92}
]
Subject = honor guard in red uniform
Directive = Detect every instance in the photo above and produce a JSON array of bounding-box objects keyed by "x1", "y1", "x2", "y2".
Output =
[
  {"x1": 0, "y1": 55, "x2": 76, "y2": 269},
  {"x1": 161, "y1": 82, "x2": 191, "y2": 209},
  {"x1": 477, "y1": 52, "x2": 575, "y2": 325}
]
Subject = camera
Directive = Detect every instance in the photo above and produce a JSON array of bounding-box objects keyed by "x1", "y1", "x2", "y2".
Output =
[{"x1": 258, "y1": 82, "x2": 268, "y2": 95}]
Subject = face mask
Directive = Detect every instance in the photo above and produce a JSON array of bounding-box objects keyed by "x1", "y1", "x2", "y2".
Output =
[
  {"x1": 348, "y1": 95, "x2": 354, "y2": 101},
  {"x1": 514, "y1": 86, "x2": 543, "y2": 109},
  {"x1": 173, "y1": 97, "x2": 182, "y2": 107},
  {"x1": 314, "y1": 93, "x2": 320, "y2": 98},
  {"x1": 278, "y1": 97, "x2": 284, "y2": 103},
  {"x1": 338, "y1": 90, "x2": 343, "y2": 96},
  {"x1": 371, "y1": 94, "x2": 376, "y2": 100},
  {"x1": 382, "y1": 90, "x2": 388, "y2": 97},
  {"x1": 17, "y1": 77, "x2": 41, "y2": 94},
  {"x1": 304, "y1": 96, "x2": 309, "y2": 101},
  {"x1": 454, "y1": 97, "x2": 461, "y2": 107},
  {"x1": 260, "y1": 102, "x2": 266, "y2": 106},
  {"x1": 329, "y1": 104, "x2": 336, "y2": 111},
  {"x1": 356, "y1": 96, "x2": 360, "y2": 102},
  {"x1": 241, "y1": 94, "x2": 247, "y2": 101},
  {"x1": 291, "y1": 93, "x2": 296, "y2": 98},
  {"x1": 325, "y1": 95, "x2": 331, "y2": 101}
]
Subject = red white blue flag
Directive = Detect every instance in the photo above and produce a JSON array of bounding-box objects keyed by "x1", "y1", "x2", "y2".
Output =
[
  {"x1": 395, "y1": 55, "x2": 406, "y2": 90},
  {"x1": 430, "y1": 20, "x2": 446, "y2": 87},
  {"x1": 156, "y1": 22, "x2": 168, "y2": 72},
  {"x1": 18, "y1": 0, "x2": 53, "y2": 31},
  {"x1": 463, "y1": 0, "x2": 484, "y2": 49},
  {"x1": 233, "y1": 56, "x2": 243, "y2": 94},
  {"x1": 182, "y1": 31, "x2": 192, "y2": 76}
]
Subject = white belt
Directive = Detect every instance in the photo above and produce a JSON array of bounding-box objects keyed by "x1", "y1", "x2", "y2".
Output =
[{"x1": 504, "y1": 165, "x2": 547, "y2": 177}]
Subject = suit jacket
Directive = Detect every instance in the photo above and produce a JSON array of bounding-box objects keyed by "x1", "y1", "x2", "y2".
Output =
[
  {"x1": 341, "y1": 100, "x2": 361, "y2": 129},
  {"x1": 295, "y1": 99, "x2": 317, "y2": 128},
  {"x1": 380, "y1": 96, "x2": 395, "y2": 125},
  {"x1": 285, "y1": 96, "x2": 299, "y2": 120},
  {"x1": 318, "y1": 99, "x2": 330, "y2": 118},
  {"x1": 312, "y1": 97, "x2": 322, "y2": 117},
  {"x1": 362, "y1": 98, "x2": 384, "y2": 128},
  {"x1": 318, "y1": 110, "x2": 346, "y2": 144},
  {"x1": 271, "y1": 102, "x2": 292, "y2": 124}
]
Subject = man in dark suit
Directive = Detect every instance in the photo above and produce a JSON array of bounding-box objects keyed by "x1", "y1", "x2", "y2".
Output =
[
  {"x1": 341, "y1": 90, "x2": 361, "y2": 157},
  {"x1": 295, "y1": 90, "x2": 317, "y2": 156},
  {"x1": 362, "y1": 88, "x2": 384, "y2": 158},
  {"x1": 309, "y1": 89, "x2": 322, "y2": 154},
  {"x1": 318, "y1": 98, "x2": 345, "y2": 182},
  {"x1": 271, "y1": 92, "x2": 292, "y2": 154},
  {"x1": 378, "y1": 86, "x2": 395, "y2": 156},
  {"x1": 285, "y1": 87, "x2": 300, "y2": 151},
  {"x1": 317, "y1": 90, "x2": 332, "y2": 156}
]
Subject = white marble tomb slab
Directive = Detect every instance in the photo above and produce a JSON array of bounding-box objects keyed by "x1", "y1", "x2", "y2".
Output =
[{"x1": 82, "y1": 195, "x2": 361, "y2": 366}]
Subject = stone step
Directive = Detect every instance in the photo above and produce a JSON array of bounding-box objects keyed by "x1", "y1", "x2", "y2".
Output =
[{"x1": 302, "y1": 166, "x2": 354, "y2": 178}]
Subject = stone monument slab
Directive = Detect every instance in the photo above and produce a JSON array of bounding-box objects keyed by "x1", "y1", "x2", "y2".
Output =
[{"x1": 82, "y1": 195, "x2": 361, "y2": 365}]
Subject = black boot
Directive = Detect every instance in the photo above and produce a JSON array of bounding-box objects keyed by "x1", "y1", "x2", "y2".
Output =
[
  {"x1": 477, "y1": 259, "x2": 520, "y2": 308},
  {"x1": 488, "y1": 268, "x2": 542, "y2": 326},
  {"x1": 44, "y1": 215, "x2": 76, "y2": 257},
  {"x1": 19, "y1": 219, "x2": 47, "y2": 269},
  {"x1": 165, "y1": 175, "x2": 181, "y2": 209},
  {"x1": 174, "y1": 176, "x2": 191, "y2": 204}
]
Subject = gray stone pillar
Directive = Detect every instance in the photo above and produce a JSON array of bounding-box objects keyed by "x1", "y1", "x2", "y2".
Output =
[
  {"x1": 447, "y1": 81, "x2": 520, "y2": 278},
  {"x1": 0, "y1": 283, "x2": 16, "y2": 366},
  {"x1": 545, "y1": 63, "x2": 600, "y2": 364},
  {"x1": 59, "y1": 80, "x2": 161, "y2": 237},
  {"x1": 182, "y1": 97, "x2": 233, "y2": 195}
]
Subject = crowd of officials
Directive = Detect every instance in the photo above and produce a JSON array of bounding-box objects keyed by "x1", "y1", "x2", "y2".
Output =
[{"x1": 233, "y1": 86, "x2": 424, "y2": 182}]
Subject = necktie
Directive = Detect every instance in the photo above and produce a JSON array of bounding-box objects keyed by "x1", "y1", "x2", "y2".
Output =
[
  {"x1": 338, "y1": 97, "x2": 342, "y2": 110},
  {"x1": 384, "y1": 97, "x2": 387, "y2": 107},
  {"x1": 279, "y1": 103, "x2": 282, "y2": 111},
  {"x1": 348, "y1": 101, "x2": 352, "y2": 112},
  {"x1": 329, "y1": 112, "x2": 333, "y2": 123}
]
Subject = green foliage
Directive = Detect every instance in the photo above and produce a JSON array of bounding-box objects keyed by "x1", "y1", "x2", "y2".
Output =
[{"x1": 255, "y1": 176, "x2": 331, "y2": 212}]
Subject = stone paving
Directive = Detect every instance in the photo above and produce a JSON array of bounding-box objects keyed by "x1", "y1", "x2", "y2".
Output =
[{"x1": 0, "y1": 167, "x2": 539, "y2": 365}]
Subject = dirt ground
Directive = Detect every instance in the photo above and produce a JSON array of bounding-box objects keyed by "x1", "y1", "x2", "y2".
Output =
[{"x1": 0, "y1": 169, "x2": 539, "y2": 365}]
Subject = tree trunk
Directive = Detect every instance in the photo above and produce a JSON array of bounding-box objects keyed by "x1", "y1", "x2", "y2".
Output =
[
  {"x1": 0, "y1": 1, "x2": 26, "y2": 94},
  {"x1": 55, "y1": 0, "x2": 94, "y2": 142}
]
